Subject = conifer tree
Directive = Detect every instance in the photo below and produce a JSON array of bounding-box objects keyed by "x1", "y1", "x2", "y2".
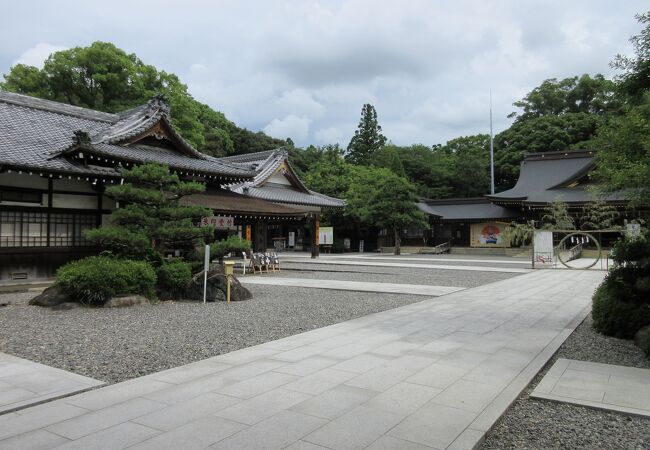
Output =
[
  {"x1": 85, "y1": 163, "x2": 213, "y2": 261},
  {"x1": 346, "y1": 104, "x2": 387, "y2": 165}
]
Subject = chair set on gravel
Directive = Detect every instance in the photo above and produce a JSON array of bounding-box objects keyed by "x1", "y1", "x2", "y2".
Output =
[{"x1": 247, "y1": 251, "x2": 280, "y2": 274}]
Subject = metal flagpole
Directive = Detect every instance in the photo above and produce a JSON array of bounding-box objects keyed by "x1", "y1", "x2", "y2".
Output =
[{"x1": 490, "y1": 89, "x2": 495, "y2": 195}]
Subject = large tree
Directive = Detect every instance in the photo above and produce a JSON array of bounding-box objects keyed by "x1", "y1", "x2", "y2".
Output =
[
  {"x1": 1, "y1": 41, "x2": 284, "y2": 157},
  {"x1": 346, "y1": 167, "x2": 428, "y2": 255},
  {"x1": 346, "y1": 103, "x2": 387, "y2": 165},
  {"x1": 593, "y1": 12, "x2": 650, "y2": 207},
  {"x1": 612, "y1": 11, "x2": 650, "y2": 103},
  {"x1": 509, "y1": 74, "x2": 619, "y2": 122}
]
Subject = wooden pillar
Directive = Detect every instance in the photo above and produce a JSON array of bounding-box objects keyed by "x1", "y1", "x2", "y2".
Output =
[
  {"x1": 310, "y1": 214, "x2": 320, "y2": 259},
  {"x1": 254, "y1": 218, "x2": 266, "y2": 252}
]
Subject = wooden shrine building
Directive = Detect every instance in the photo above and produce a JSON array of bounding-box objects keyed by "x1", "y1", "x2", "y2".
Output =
[{"x1": 0, "y1": 91, "x2": 343, "y2": 281}]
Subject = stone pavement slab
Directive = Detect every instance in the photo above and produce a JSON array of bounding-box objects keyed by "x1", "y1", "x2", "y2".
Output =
[
  {"x1": 531, "y1": 358, "x2": 650, "y2": 418},
  {"x1": 240, "y1": 276, "x2": 466, "y2": 296},
  {"x1": 0, "y1": 352, "x2": 104, "y2": 415},
  {"x1": 0, "y1": 269, "x2": 604, "y2": 449}
]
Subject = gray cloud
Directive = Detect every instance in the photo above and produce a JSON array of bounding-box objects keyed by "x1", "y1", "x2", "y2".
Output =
[{"x1": 0, "y1": 0, "x2": 645, "y2": 147}]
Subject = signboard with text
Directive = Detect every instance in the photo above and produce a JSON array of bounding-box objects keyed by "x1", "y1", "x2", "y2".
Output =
[{"x1": 200, "y1": 216, "x2": 236, "y2": 230}]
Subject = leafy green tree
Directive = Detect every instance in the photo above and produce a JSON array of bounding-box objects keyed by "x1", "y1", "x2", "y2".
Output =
[
  {"x1": 346, "y1": 103, "x2": 387, "y2": 164},
  {"x1": 85, "y1": 163, "x2": 213, "y2": 260},
  {"x1": 394, "y1": 144, "x2": 455, "y2": 199},
  {"x1": 439, "y1": 135, "x2": 491, "y2": 197},
  {"x1": 580, "y1": 200, "x2": 621, "y2": 230},
  {"x1": 541, "y1": 199, "x2": 576, "y2": 230},
  {"x1": 612, "y1": 11, "x2": 650, "y2": 102},
  {"x1": 593, "y1": 93, "x2": 650, "y2": 206},
  {"x1": 346, "y1": 168, "x2": 428, "y2": 255},
  {"x1": 371, "y1": 145, "x2": 406, "y2": 177},
  {"x1": 509, "y1": 74, "x2": 619, "y2": 122}
]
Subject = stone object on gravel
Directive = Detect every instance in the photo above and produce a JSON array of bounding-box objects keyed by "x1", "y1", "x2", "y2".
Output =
[
  {"x1": 28, "y1": 285, "x2": 70, "y2": 307},
  {"x1": 104, "y1": 295, "x2": 149, "y2": 308},
  {"x1": 187, "y1": 265, "x2": 252, "y2": 302}
]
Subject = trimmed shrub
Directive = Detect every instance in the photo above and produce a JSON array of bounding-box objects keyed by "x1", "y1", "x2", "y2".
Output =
[
  {"x1": 57, "y1": 256, "x2": 156, "y2": 305},
  {"x1": 592, "y1": 281, "x2": 650, "y2": 338},
  {"x1": 592, "y1": 232, "x2": 650, "y2": 339},
  {"x1": 210, "y1": 236, "x2": 252, "y2": 261},
  {"x1": 157, "y1": 260, "x2": 192, "y2": 300}
]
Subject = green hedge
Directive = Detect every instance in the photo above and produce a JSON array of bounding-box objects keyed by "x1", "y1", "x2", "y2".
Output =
[
  {"x1": 592, "y1": 233, "x2": 650, "y2": 339},
  {"x1": 592, "y1": 280, "x2": 650, "y2": 338},
  {"x1": 157, "y1": 260, "x2": 192, "y2": 300},
  {"x1": 57, "y1": 256, "x2": 156, "y2": 305}
]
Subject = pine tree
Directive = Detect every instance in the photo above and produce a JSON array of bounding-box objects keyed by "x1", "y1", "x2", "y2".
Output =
[
  {"x1": 85, "y1": 163, "x2": 213, "y2": 261},
  {"x1": 346, "y1": 104, "x2": 387, "y2": 165}
]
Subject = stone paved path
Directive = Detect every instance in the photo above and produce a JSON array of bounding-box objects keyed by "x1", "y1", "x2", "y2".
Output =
[
  {"x1": 0, "y1": 269, "x2": 604, "y2": 449},
  {"x1": 0, "y1": 353, "x2": 103, "y2": 415},
  {"x1": 240, "y1": 277, "x2": 465, "y2": 296},
  {"x1": 532, "y1": 358, "x2": 650, "y2": 418}
]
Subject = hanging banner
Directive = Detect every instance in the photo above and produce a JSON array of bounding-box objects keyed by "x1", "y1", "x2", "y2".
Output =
[
  {"x1": 200, "y1": 216, "x2": 236, "y2": 230},
  {"x1": 319, "y1": 226, "x2": 334, "y2": 245},
  {"x1": 245, "y1": 224, "x2": 252, "y2": 241},
  {"x1": 288, "y1": 232, "x2": 295, "y2": 247},
  {"x1": 470, "y1": 222, "x2": 508, "y2": 247},
  {"x1": 533, "y1": 230, "x2": 554, "y2": 264}
]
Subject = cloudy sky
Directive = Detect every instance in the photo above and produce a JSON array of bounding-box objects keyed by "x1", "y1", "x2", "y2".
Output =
[{"x1": 0, "y1": 1, "x2": 645, "y2": 147}]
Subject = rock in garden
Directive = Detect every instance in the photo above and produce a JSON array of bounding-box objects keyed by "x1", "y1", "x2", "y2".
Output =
[
  {"x1": 29, "y1": 285, "x2": 70, "y2": 307},
  {"x1": 104, "y1": 295, "x2": 150, "y2": 308},
  {"x1": 187, "y1": 264, "x2": 252, "y2": 302}
]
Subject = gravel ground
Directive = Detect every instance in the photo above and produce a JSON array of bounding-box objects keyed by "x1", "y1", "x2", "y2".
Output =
[
  {"x1": 481, "y1": 314, "x2": 650, "y2": 450},
  {"x1": 281, "y1": 257, "x2": 532, "y2": 270},
  {"x1": 0, "y1": 286, "x2": 426, "y2": 384},
  {"x1": 277, "y1": 264, "x2": 518, "y2": 287}
]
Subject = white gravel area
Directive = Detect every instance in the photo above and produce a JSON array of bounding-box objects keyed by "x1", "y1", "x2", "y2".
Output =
[
  {"x1": 481, "y1": 314, "x2": 650, "y2": 450},
  {"x1": 0, "y1": 286, "x2": 427, "y2": 384}
]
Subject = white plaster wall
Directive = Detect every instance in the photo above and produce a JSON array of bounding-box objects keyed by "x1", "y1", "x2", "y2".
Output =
[
  {"x1": 267, "y1": 171, "x2": 292, "y2": 186},
  {"x1": 52, "y1": 193, "x2": 97, "y2": 209}
]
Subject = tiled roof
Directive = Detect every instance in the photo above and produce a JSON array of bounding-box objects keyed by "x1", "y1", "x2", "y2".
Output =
[
  {"x1": 226, "y1": 148, "x2": 346, "y2": 208},
  {"x1": 233, "y1": 184, "x2": 346, "y2": 208},
  {"x1": 488, "y1": 150, "x2": 626, "y2": 205},
  {"x1": 181, "y1": 189, "x2": 312, "y2": 217},
  {"x1": 0, "y1": 90, "x2": 253, "y2": 179},
  {"x1": 418, "y1": 197, "x2": 519, "y2": 221}
]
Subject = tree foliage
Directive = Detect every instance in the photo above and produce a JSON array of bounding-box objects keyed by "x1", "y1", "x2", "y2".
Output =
[
  {"x1": 509, "y1": 74, "x2": 619, "y2": 122},
  {"x1": 86, "y1": 163, "x2": 213, "y2": 260},
  {"x1": 346, "y1": 167, "x2": 428, "y2": 254},
  {"x1": 346, "y1": 104, "x2": 387, "y2": 165},
  {"x1": 612, "y1": 12, "x2": 650, "y2": 102}
]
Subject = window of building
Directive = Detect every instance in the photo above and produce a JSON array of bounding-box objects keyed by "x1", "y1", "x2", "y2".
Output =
[
  {"x1": 0, "y1": 211, "x2": 95, "y2": 248},
  {"x1": 0, "y1": 189, "x2": 42, "y2": 204}
]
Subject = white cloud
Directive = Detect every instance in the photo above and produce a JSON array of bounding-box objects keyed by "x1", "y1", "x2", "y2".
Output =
[
  {"x1": 12, "y1": 42, "x2": 68, "y2": 68},
  {"x1": 263, "y1": 115, "x2": 312, "y2": 141},
  {"x1": 0, "y1": 0, "x2": 646, "y2": 146},
  {"x1": 314, "y1": 126, "x2": 344, "y2": 145}
]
